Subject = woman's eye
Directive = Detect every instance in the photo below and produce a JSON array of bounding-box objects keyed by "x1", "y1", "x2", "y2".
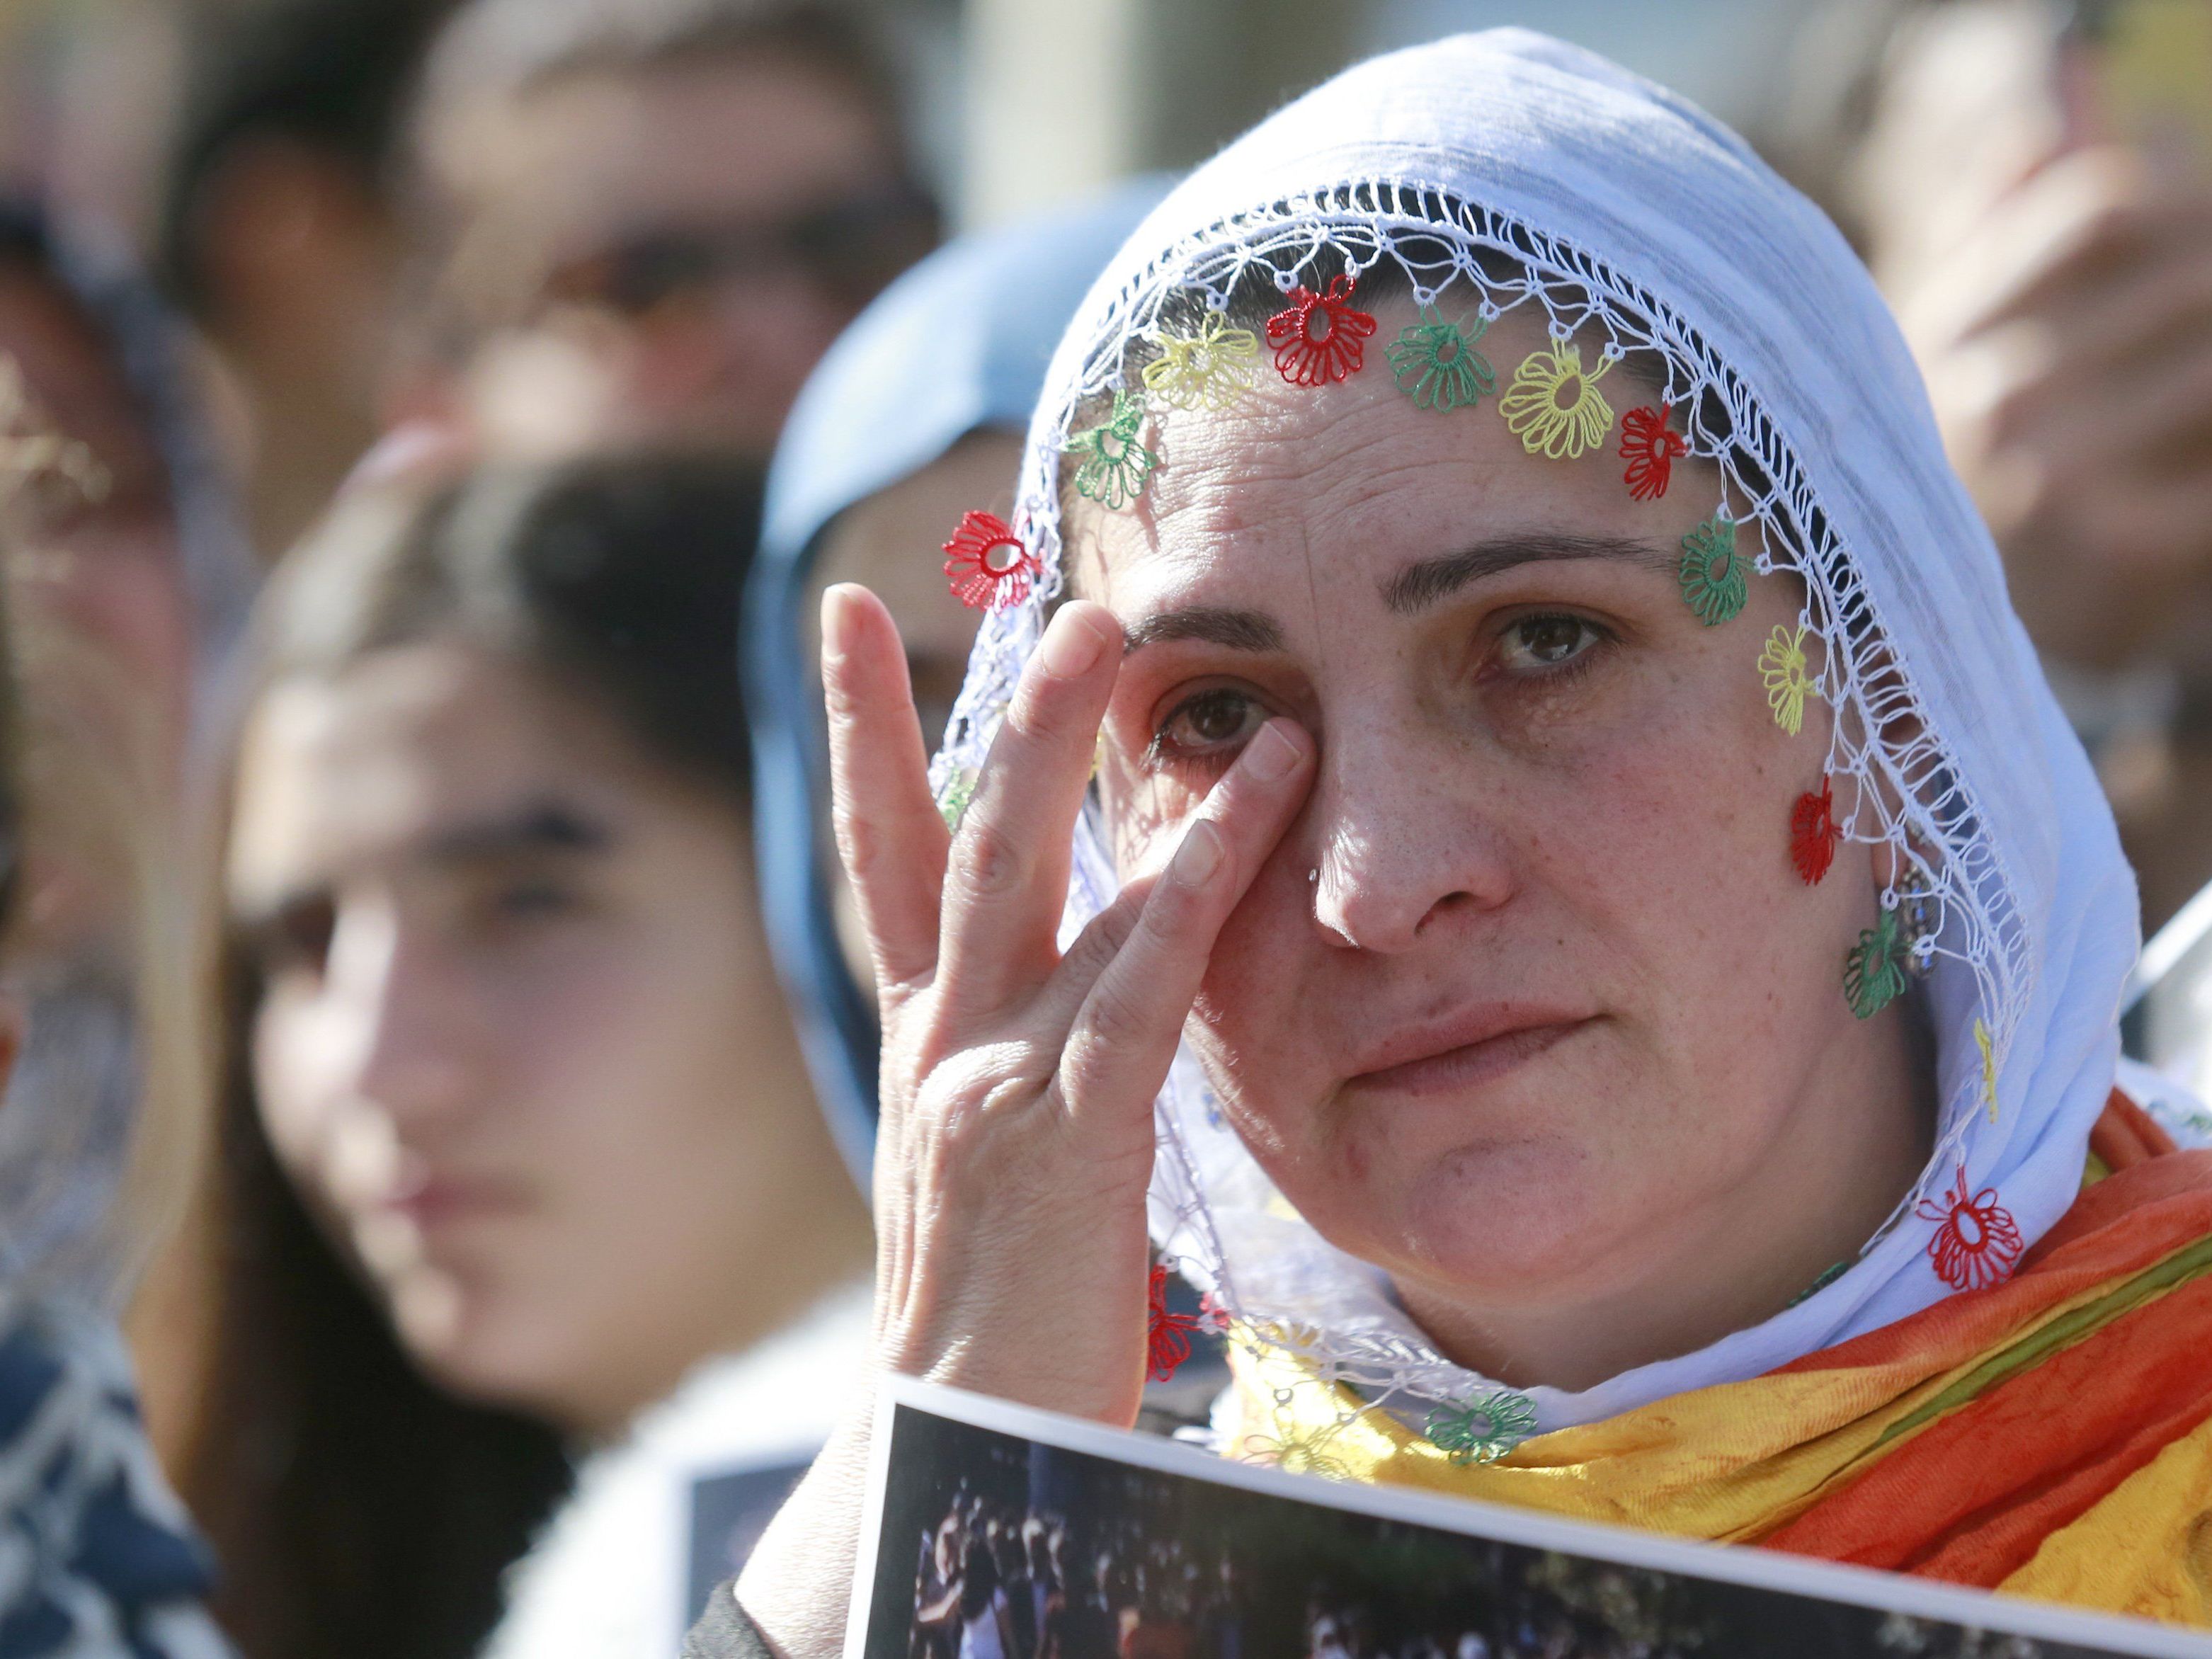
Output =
[
  {"x1": 1151, "y1": 687, "x2": 1266, "y2": 763},
  {"x1": 482, "y1": 879, "x2": 583, "y2": 928},
  {"x1": 1498, "y1": 613, "x2": 1603, "y2": 672}
]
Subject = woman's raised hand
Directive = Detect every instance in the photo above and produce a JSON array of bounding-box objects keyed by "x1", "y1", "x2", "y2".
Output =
[
  {"x1": 823, "y1": 582, "x2": 1314, "y2": 1423},
  {"x1": 736, "y1": 584, "x2": 1310, "y2": 1658}
]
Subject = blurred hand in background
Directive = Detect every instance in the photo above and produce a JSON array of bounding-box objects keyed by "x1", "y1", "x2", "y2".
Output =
[{"x1": 1851, "y1": 0, "x2": 2212, "y2": 925}]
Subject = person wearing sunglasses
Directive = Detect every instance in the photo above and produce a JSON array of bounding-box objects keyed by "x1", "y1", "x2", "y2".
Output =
[{"x1": 396, "y1": 0, "x2": 937, "y2": 463}]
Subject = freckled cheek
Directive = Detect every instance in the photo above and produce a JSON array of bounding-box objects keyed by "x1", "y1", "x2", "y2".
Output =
[{"x1": 1538, "y1": 701, "x2": 1790, "y2": 875}]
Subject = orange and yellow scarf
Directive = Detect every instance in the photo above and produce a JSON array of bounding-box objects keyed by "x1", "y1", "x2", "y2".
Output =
[{"x1": 1224, "y1": 1093, "x2": 2212, "y2": 1626}]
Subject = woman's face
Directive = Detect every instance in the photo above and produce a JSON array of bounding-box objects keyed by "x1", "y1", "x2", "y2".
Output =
[
  {"x1": 1083, "y1": 304, "x2": 1927, "y2": 1374},
  {"x1": 229, "y1": 641, "x2": 833, "y2": 1432}
]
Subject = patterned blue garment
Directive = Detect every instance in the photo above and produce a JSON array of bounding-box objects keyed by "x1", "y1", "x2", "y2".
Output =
[{"x1": 0, "y1": 1306, "x2": 229, "y2": 1658}]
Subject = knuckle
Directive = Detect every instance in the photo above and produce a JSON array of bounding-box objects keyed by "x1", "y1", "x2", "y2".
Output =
[
  {"x1": 1081, "y1": 974, "x2": 1153, "y2": 1051},
  {"x1": 951, "y1": 816, "x2": 1025, "y2": 899},
  {"x1": 1062, "y1": 903, "x2": 1134, "y2": 980}
]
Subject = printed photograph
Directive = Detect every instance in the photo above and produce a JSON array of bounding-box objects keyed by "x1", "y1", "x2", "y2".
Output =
[{"x1": 859, "y1": 1398, "x2": 2152, "y2": 1659}]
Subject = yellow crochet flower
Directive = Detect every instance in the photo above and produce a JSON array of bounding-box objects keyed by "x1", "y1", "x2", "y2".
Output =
[
  {"x1": 1238, "y1": 1428, "x2": 1352, "y2": 1482},
  {"x1": 1498, "y1": 341, "x2": 1616, "y2": 459},
  {"x1": 1141, "y1": 313, "x2": 1260, "y2": 411},
  {"x1": 1759, "y1": 624, "x2": 1816, "y2": 736}
]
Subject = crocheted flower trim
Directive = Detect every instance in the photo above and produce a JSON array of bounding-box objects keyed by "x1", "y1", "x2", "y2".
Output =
[
  {"x1": 1976, "y1": 1017, "x2": 1998, "y2": 1123},
  {"x1": 1265, "y1": 275, "x2": 1376, "y2": 387},
  {"x1": 1845, "y1": 903, "x2": 1910, "y2": 1020},
  {"x1": 1238, "y1": 1427, "x2": 1353, "y2": 1481},
  {"x1": 1067, "y1": 389, "x2": 1160, "y2": 509},
  {"x1": 1145, "y1": 1262, "x2": 1202, "y2": 1382},
  {"x1": 942, "y1": 509, "x2": 1038, "y2": 610},
  {"x1": 1759, "y1": 624, "x2": 1815, "y2": 736},
  {"x1": 1677, "y1": 515, "x2": 1747, "y2": 626},
  {"x1": 1499, "y1": 341, "x2": 1615, "y2": 459},
  {"x1": 1619, "y1": 404, "x2": 1686, "y2": 501},
  {"x1": 1790, "y1": 777, "x2": 1840, "y2": 885},
  {"x1": 936, "y1": 768, "x2": 976, "y2": 831},
  {"x1": 1385, "y1": 307, "x2": 1495, "y2": 410},
  {"x1": 1915, "y1": 1165, "x2": 2024, "y2": 1292},
  {"x1": 1423, "y1": 1390, "x2": 1537, "y2": 1466},
  {"x1": 1142, "y1": 313, "x2": 1260, "y2": 411}
]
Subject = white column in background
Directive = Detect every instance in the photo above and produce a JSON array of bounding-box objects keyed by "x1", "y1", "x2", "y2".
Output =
[{"x1": 959, "y1": 0, "x2": 1149, "y2": 229}]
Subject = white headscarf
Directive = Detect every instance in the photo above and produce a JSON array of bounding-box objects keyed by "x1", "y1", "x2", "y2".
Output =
[{"x1": 933, "y1": 31, "x2": 2144, "y2": 1440}]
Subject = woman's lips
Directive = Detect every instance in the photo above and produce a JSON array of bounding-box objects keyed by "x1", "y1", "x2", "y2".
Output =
[
  {"x1": 1345, "y1": 1010, "x2": 1595, "y2": 1098},
  {"x1": 380, "y1": 1171, "x2": 530, "y2": 1230}
]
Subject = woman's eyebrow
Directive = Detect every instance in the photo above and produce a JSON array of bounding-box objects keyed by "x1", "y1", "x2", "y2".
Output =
[
  {"x1": 1384, "y1": 533, "x2": 1680, "y2": 615},
  {"x1": 1121, "y1": 606, "x2": 1285, "y2": 655},
  {"x1": 418, "y1": 802, "x2": 616, "y2": 867}
]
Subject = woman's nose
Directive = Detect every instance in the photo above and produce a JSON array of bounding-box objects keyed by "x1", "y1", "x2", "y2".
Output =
[
  {"x1": 1308, "y1": 743, "x2": 1514, "y2": 953},
  {"x1": 324, "y1": 901, "x2": 476, "y2": 1124}
]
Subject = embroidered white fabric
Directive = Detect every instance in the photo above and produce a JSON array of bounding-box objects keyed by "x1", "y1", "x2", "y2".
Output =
[{"x1": 930, "y1": 31, "x2": 2155, "y2": 1442}]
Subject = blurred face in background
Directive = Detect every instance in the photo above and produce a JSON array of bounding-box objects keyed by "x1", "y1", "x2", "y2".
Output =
[
  {"x1": 229, "y1": 638, "x2": 831, "y2": 1434},
  {"x1": 419, "y1": 49, "x2": 931, "y2": 459},
  {"x1": 0, "y1": 263, "x2": 193, "y2": 965}
]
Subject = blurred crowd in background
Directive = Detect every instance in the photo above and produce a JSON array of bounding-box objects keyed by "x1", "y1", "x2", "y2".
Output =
[{"x1": 0, "y1": 0, "x2": 2200, "y2": 1655}]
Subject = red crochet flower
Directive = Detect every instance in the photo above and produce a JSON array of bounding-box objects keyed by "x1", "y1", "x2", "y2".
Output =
[
  {"x1": 942, "y1": 510, "x2": 1037, "y2": 610},
  {"x1": 1619, "y1": 404, "x2": 1687, "y2": 501},
  {"x1": 1915, "y1": 1166, "x2": 2024, "y2": 1292},
  {"x1": 1789, "y1": 777, "x2": 1841, "y2": 886},
  {"x1": 1265, "y1": 275, "x2": 1377, "y2": 387},
  {"x1": 1146, "y1": 1262, "x2": 1202, "y2": 1382}
]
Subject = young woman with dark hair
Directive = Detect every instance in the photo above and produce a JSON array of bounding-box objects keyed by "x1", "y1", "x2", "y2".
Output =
[{"x1": 156, "y1": 452, "x2": 872, "y2": 1659}]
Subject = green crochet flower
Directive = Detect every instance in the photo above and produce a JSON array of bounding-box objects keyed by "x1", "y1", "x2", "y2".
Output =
[
  {"x1": 1844, "y1": 904, "x2": 1910, "y2": 1020},
  {"x1": 1068, "y1": 390, "x2": 1159, "y2": 510},
  {"x1": 1423, "y1": 1390, "x2": 1538, "y2": 1466},
  {"x1": 937, "y1": 770, "x2": 976, "y2": 831},
  {"x1": 1677, "y1": 516, "x2": 1747, "y2": 625},
  {"x1": 1386, "y1": 309, "x2": 1495, "y2": 411},
  {"x1": 1787, "y1": 1259, "x2": 1850, "y2": 1308}
]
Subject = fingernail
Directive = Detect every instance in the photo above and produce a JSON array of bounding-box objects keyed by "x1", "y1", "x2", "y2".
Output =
[
  {"x1": 1241, "y1": 721, "x2": 1301, "y2": 782},
  {"x1": 1170, "y1": 820, "x2": 1223, "y2": 886},
  {"x1": 1038, "y1": 610, "x2": 1107, "y2": 679},
  {"x1": 821, "y1": 584, "x2": 858, "y2": 653}
]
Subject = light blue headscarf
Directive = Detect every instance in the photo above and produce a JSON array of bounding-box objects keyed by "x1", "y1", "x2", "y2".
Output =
[{"x1": 745, "y1": 180, "x2": 1173, "y2": 1184}]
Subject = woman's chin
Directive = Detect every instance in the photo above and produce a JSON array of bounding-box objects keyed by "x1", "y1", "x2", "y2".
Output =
[{"x1": 1376, "y1": 1146, "x2": 1653, "y2": 1304}]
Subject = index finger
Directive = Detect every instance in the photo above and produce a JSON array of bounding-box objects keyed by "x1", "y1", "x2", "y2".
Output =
[
  {"x1": 1056, "y1": 719, "x2": 1318, "y2": 1134},
  {"x1": 822, "y1": 583, "x2": 950, "y2": 993}
]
